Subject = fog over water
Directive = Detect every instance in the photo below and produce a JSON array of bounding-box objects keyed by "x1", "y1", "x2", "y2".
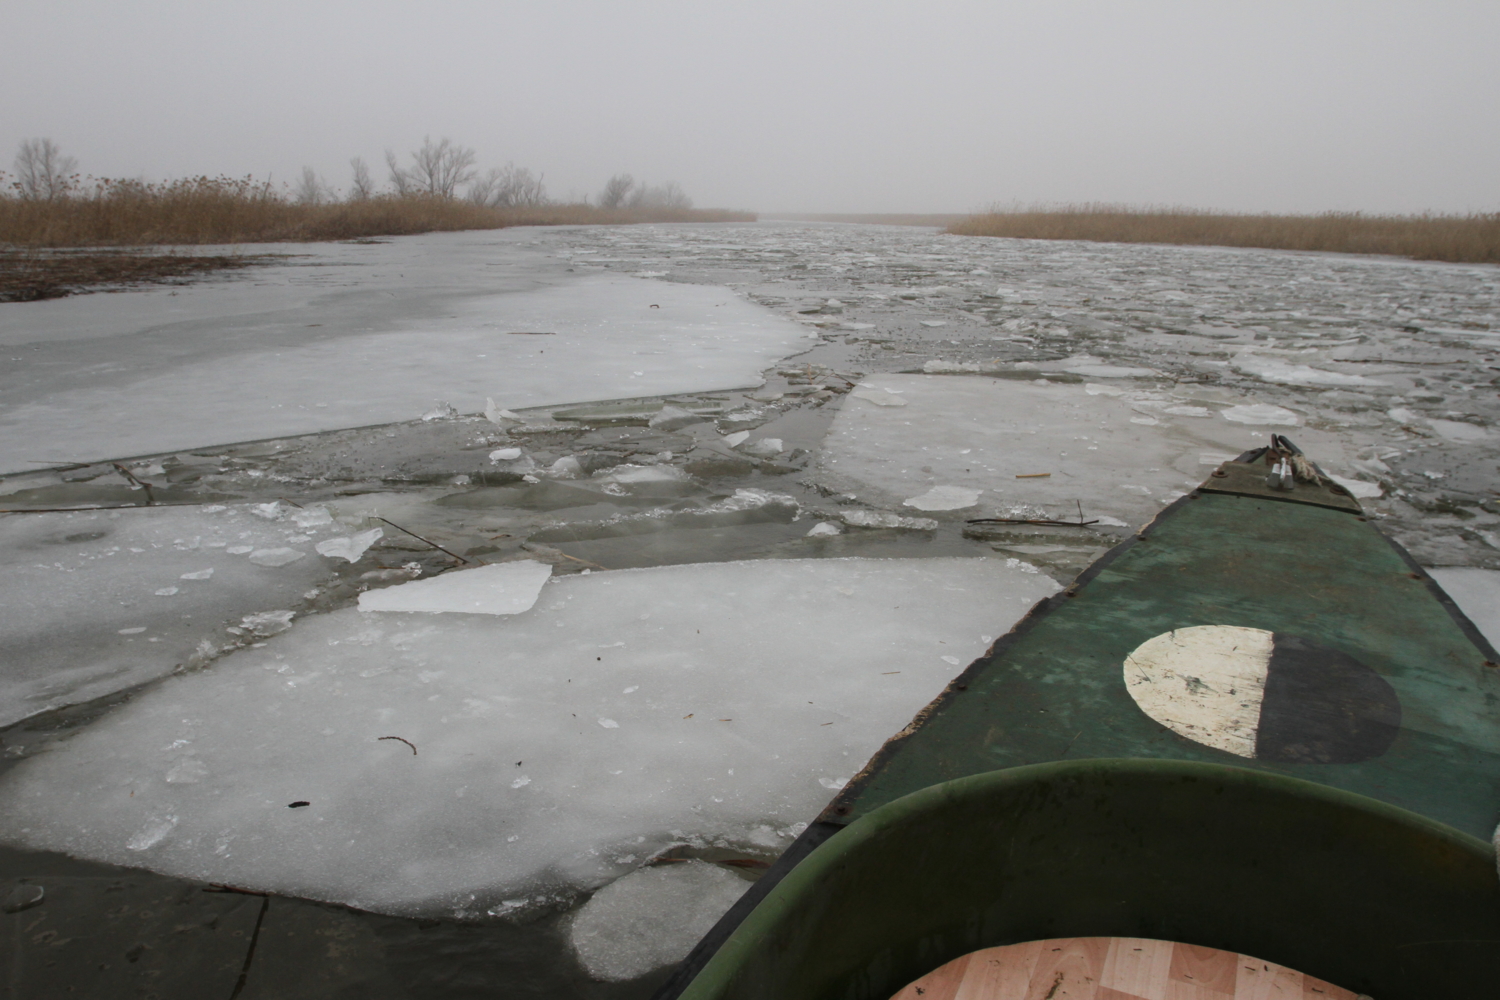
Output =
[{"x1": 3, "y1": 1, "x2": 1497, "y2": 213}]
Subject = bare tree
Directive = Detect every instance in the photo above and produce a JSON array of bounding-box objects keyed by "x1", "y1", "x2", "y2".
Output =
[
  {"x1": 13, "y1": 138, "x2": 78, "y2": 200},
  {"x1": 348, "y1": 156, "x2": 374, "y2": 200},
  {"x1": 295, "y1": 166, "x2": 332, "y2": 205},
  {"x1": 385, "y1": 136, "x2": 476, "y2": 199},
  {"x1": 468, "y1": 163, "x2": 548, "y2": 208},
  {"x1": 627, "y1": 181, "x2": 693, "y2": 210},
  {"x1": 598, "y1": 173, "x2": 635, "y2": 209}
]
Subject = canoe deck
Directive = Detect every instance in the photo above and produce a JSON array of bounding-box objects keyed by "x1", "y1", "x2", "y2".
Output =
[{"x1": 891, "y1": 938, "x2": 1362, "y2": 1000}]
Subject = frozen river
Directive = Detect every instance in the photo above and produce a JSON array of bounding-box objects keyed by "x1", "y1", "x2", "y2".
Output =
[{"x1": 1, "y1": 222, "x2": 1497, "y2": 995}]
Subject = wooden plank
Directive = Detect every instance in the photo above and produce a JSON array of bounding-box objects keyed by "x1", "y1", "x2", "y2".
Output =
[{"x1": 892, "y1": 940, "x2": 1361, "y2": 1000}]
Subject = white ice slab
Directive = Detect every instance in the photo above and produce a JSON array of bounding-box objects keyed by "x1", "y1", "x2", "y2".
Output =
[
  {"x1": 0, "y1": 266, "x2": 806, "y2": 473},
  {"x1": 818, "y1": 375, "x2": 1355, "y2": 527},
  {"x1": 357, "y1": 560, "x2": 552, "y2": 615},
  {"x1": 567, "y1": 861, "x2": 749, "y2": 981},
  {"x1": 0, "y1": 504, "x2": 348, "y2": 727},
  {"x1": 0, "y1": 557, "x2": 1057, "y2": 917},
  {"x1": 1429, "y1": 568, "x2": 1500, "y2": 650}
]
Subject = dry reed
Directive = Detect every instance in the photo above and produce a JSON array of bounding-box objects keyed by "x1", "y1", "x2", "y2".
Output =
[
  {"x1": 947, "y1": 204, "x2": 1500, "y2": 265},
  {"x1": 0, "y1": 176, "x2": 755, "y2": 248}
]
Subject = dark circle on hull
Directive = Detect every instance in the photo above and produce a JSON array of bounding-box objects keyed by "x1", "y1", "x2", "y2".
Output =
[{"x1": 1256, "y1": 633, "x2": 1402, "y2": 764}]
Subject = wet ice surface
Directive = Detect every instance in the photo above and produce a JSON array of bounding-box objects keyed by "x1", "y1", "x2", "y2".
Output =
[
  {"x1": 0, "y1": 558, "x2": 1055, "y2": 915},
  {"x1": 1, "y1": 222, "x2": 1497, "y2": 988}
]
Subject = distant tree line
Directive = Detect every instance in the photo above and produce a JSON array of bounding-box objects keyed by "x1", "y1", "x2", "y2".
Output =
[{"x1": 7, "y1": 136, "x2": 693, "y2": 213}]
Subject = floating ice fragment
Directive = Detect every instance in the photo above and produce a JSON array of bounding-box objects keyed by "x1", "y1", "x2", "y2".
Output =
[
  {"x1": 919, "y1": 320, "x2": 947, "y2": 328},
  {"x1": 1232, "y1": 355, "x2": 1386, "y2": 387},
  {"x1": 117, "y1": 627, "x2": 147, "y2": 635},
  {"x1": 922, "y1": 360, "x2": 982, "y2": 373},
  {"x1": 1329, "y1": 475, "x2": 1382, "y2": 499},
  {"x1": 510, "y1": 776, "x2": 531, "y2": 789},
  {"x1": 421, "y1": 402, "x2": 459, "y2": 421},
  {"x1": 902, "y1": 486, "x2": 981, "y2": 511},
  {"x1": 154, "y1": 587, "x2": 179, "y2": 596},
  {"x1": 569, "y1": 861, "x2": 750, "y2": 982},
  {"x1": 179, "y1": 568, "x2": 214, "y2": 581},
  {"x1": 240, "y1": 610, "x2": 296, "y2": 637},
  {"x1": 838, "y1": 509, "x2": 938, "y2": 531},
  {"x1": 290, "y1": 507, "x2": 333, "y2": 528},
  {"x1": 249, "y1": 548, "x2": 306, "y2": 567},
  {"x1": 941, "y1": 655, "x2": 962, "y2": 665},
  {"x1": 1064, "y1": 362, "x2": 1158, "y2": 378},
  {"x1": 818, "y1": 777, "x2": 848, "y2": 790},
  {"x1": 1220, "y1": 404, "x2": 1301, "y2": 426},
  {"x1": 227, "y1": 545, "x2": 254, "y2": 555},
  {"x1": 601, "y1": 465, "x2": 688, "y2": 484},
  {"x1": 648, "y1": 405, "x2": 700, "y2": 432},
  {"x1": 1426, "y1": 418, "x2": 1491, "y2": 442},
  {"x1": 485, "y1": 399, "x2": 522, "y2": 426},
  {"x1": 547, "y1": 456, "x2": 584, "y2": 478},
  {"x1": 251, "y1": 503, "x2": 283, "y2": 520},
  {"x1": 806, "y1": 522, "x2": 842, "y2": 537},
  {"x1": 1084, "y1": 384, "x2": 1125, "y2": 396},
  {"x1": 489, "y1": 447, "x2": 523, "y2": 462},
  {"x1": 315, "y1": 528, "x2": 384, "y2": 563},
  {"x1": 722, "y1": 431, "x2": 750, "y2": 448},
  {"x1": 1129, "y1": 416, "x2": 1159, "y2": 426},
  {"x1": 358, "y1": 560, "x2": 552, "y2": 616},
  {"x1": 597, "y1": 718, "x2": 620, "y2": 729},
  {"x1": 740, "y1": 438, "x2": 784, "y2": 458}
]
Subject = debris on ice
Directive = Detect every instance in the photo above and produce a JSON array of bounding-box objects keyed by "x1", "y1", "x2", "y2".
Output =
[{"x1": 358, "y1": 560, "x2": 553, "y2": 616}]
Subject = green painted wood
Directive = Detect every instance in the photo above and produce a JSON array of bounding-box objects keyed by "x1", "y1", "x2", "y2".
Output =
[
  {"x1": 828, "y1": 493, "x2": 1500, "y2": 839},
  {"x1": 679, "y1": 761, "x2": 1500, "y2": 1000}
]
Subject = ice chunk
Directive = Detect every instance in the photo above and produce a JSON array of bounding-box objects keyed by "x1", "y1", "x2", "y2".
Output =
[
  {"x1": 1232, "y1": 354, "x2": 1387, "y2": 387},
  {"x1": 1328, "y1": 475, "x2": 1382, "y2": 499},
  {"x1": 485, "y1": 399, "x2": 522, "y2": 426},
  {"x1": 357, "y1": 560, "x2": 553, "y2": 616},
  {"x1": 1429, "y1": 569, "x2": 1500, "y2": 650},
  {"x1": 568, "y1": 862, "x2": 750, "y2": 981},
  {"x1": 489, "y1": 447, "x2": 524, "y2": 462},
  {"x1": 1063, "y1": 362, "x2": 1158, "y2": 378},
  {"x1": 600, "y1": 465, "x2": 688, "y2": 484},
  {"x1": 806, "y1": 522, "x2": 842, "y2": 537},
  {"x1": 1220, "y1": 404, "x2": 1302, "y2": 426},
  {"x1": 248, "y1": 547, "x2": 306, "y2": 568},
  {"x1": 290, "y1": 507, "x2": 334, "y2": 529},
  {"x1": 1426, "y1": 418, "x2": 1491, "y2": 443},
  {"x1": 838, "y1": 509, "x2": 939, "y2": 531},
  {"x1": 722, "y1": 431, "x2": 750, "y2": 448},
  {"x1": 315, "y1": 528, "x2": 384, "y2": 563},
  {"x1": 154, "y1": 587, "x2": 180, "y2": 596},
  {"x1": 740, "y1": 438, "x2": 784, "y2": 458},
  {"x1": 240, "y1": 610, "x2": 296, "y2": 637},
  {"x1": 902, "y1": 486, "x2": 981, "y2": 511},
  {"x1": 919, "y1": 320, "x2": 947, "y2": 328},
  {"x1": 0, "y1": 558, "x2": 1056, "y2": 915},
  {"x1": 179, "y1": 568, "x2": 214, "y2": 581},
  {"x1": 547, "y1": 456, "x2": 584, "y2": 478},
  {"x1": 420, "y1": 402, "x2": 459, "y2": 421},
  {"x1": 648, "y1": 405, "x2": 700, "y2": 432}
]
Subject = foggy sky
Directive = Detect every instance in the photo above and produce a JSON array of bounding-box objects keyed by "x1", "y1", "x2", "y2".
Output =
[{"x1": 4, "y1": 1, "x2": 1497, "y2": 215}]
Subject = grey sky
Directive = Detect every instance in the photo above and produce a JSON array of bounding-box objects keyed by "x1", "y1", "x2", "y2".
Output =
[{"x1": 4, "y1": 1, "x2": 1496, "y2": 214}]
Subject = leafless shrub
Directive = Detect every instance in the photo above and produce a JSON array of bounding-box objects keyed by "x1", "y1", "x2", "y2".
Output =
[
  {"x1": 947, "y1": 203, "x2": 1500, "y2": 265},
  {"x1": 386, "y1": 136, "x2": 476, "y2": 199},
  {"x1": 599, "y1": 173, "x2": 635, "y2": 209},
  {"x1": 294, "y1": 166, "x2": 333, "y2": 205},
  {"x1": 348, "y1": 157, "x2": 374, "y2": 201},
  {"x1": 627, "y1": 181, "x2": 692, "y2": 210},
  {"x1": 467, "y1": 163, "x2": 548, "y2": 208},
  {"x1": 13, "y1": 138, "x2": 79, "y2": 201}
]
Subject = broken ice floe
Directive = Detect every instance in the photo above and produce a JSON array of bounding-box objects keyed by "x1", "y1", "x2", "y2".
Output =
[
  {"x1": 314, "y1": 528, "x2": 385, "y2": 563},
  {"x1": 902, "y1": 486, "x2": 982, "y2": 512},
  {"x1": 819, "y1": 374, "x2": 1355, "y2": 528},
  {"x1": 568, "y1": 861, "x2": 750, "y2": 981},
  {"x1": 0, "y1": 557, "x2": 1057, "y2": 916},
  {"x1": 0, "y1": 504, "x2": 353, "y2": 727},
  {"x1": 357, "y1": 560, "x2": 553, "y2": 615},
  {"x1": 1220, "y1": 404, "x2": 1302, "y2": 426}
]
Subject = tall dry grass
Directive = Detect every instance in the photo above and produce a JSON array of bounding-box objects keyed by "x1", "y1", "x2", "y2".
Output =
[
  {"x1": 948, "y1": 204, "x2": 1500, "y2": 264},
  {"x1": 0, "y1": 175, "x2": 754, "y2": 247}
]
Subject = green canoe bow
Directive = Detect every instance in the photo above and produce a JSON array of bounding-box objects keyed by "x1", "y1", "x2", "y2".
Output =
[{"x1": 656, "y1": 451, "x2": 1500, "y2": 1000}]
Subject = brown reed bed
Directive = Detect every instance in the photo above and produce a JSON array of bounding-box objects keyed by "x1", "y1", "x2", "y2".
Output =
[
  {"x1": 0, "y1": 176, "x2": 755, "y2": 248},
  {"x1": 947, "y1": 205, "x2": 1500, "y2": 264},
  {"x1": 0, "y1": 247, "x2": 282, "y2": 303}
]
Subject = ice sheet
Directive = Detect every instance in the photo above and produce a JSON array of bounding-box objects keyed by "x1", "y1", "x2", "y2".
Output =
[
  {"x1": 1429, "y1": 568, "x2": 1500, "y2": 650},
  {"x1": 818, "y1": 375, "x2": 1354, "y2": 527},
  {"x1": 0, "y1": 557, "x2": 1058, "y2": 916},
  {"x1": 357, "y1": 560, "x2": 552, "y2": 615},
  {"x1": 0, "y1": 503, "x2": 349, "y2": 727},
  {"x1": 0, "y1": 269, "x2": 807, "y2": 474}
]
